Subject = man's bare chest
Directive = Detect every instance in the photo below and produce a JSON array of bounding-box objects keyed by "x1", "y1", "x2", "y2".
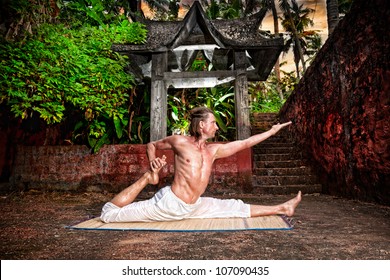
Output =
[{"x1": 177, "y1": 146, "x2": 214, "y2": 168}]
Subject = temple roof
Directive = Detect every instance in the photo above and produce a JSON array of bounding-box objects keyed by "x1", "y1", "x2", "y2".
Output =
[
  {"x1": 113, "y1": 1, "x2": 284, "y2": 82},
  {"x1": 113, "y1": 1, "x2": 282, "y2": 52}
]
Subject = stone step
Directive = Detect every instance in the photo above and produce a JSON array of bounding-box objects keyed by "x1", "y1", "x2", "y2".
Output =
[
  {"x1": 254, "y1": 136, "x2": 292, "y2": 143},
  {"x1": 256, "y1": 142, "x2": 295, "y2": 148},
  {"x1": 251, "y1": 113, "x2": 322, "y2": 195},
  {"x1": 254, "y1": 153, "x2": 302, "y2": 161},
  {"x1": 254, "y1": 167, "x2": 313, "y2": 176},
  {"x1": 251, "y1": 128, "x2": 275, "y2": 134},
  {"x1": 254, "y1": 146, "x2": 297, "y2": 154},
  {"x1": 253, "y1": 175, "x2": 319, "y2": 186},
  {"x1": 252, "y1": 113, "x2": 278, "y2": 120},
  {"x1": 251, "y1": 184, "x2": 322, "y2": 195},
  {"x1": 255, "y1": 160, "x2": 306, "y2": 169},
  {"x1": 251, "y1": 124, "x2": 274, "y2": 131}
]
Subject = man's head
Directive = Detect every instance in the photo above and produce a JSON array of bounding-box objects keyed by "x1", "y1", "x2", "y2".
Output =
[{"x1": 189, "y1": 107, "x2": 218, "y2": 140}]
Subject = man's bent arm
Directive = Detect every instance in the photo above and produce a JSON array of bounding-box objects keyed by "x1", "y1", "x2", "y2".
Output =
[
  {"x1": 146, "y1": 142, "x2": 157, "y2": 162},
  {"x1": 146, "y1": 136, "x2": 177, "y2": 170},
  {"x1": 215, "y1": 122, "x2": 292, "y2": 159}
]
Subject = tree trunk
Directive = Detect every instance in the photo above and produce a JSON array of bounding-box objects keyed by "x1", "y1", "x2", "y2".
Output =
[
  {"x1": 284, "y1": 0, "x2": 306, "y2": 75},
  {"x1": 270, "y1": 0, "x2": 283, "y2": 99},
  {"x1": 326, "y1": 0, "x2": 340, "y2": 35}
]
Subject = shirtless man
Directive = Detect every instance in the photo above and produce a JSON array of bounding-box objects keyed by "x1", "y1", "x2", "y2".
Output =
[{"x1": 100, "y1": 107, "x2": 301, "y2": 223}]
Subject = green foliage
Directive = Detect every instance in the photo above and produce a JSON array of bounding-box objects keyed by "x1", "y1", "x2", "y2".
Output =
[
  {"x1": 202, "y1": 0, "x2": 243, "y2": 20},
  {"x1": 62, "y1": 0, "x2": 107, "y2": 26},
  {"x1": 1, "y1": 0, "x2": 325, "y2": 152},
  {"x1": 219, "y1": 0, "x2": 243, "y2": 19},
  {"x1": 204, "y1": 0, "x2": 221, "y2": 19},
  {"x1": 197, "y1": 87, "x2": 236, "y2": 141},
  {"x1": 168, "y1": 85, "x2": 236, "y2": 141},
  {"x1": 0, "y1": 20, "x2": 147, "y2": 152},
  {"x1": 152, "y1": 0, "x2": 180, "y2": 20},
  {"x1": 126, "y1": 87, "x2": 152, "y2": 145},
  {"x1": 280, "y1": 0, "x2": 314, "y2": 33},
  {"x1": 249, "y1": 70, "x2": 298, "y2": 113},
  {"x1": 304, "y1": 32, "x2": 322, "y2": 64},
  {"x1": 59, "y1": 0, "x2": 133, "y2": 27},
  {"x1": 167, "y1": 50, "x2": 236, "y2": 140},
  {"x1": 338, "y1": 0, "x2": 354, "y2": 15},
  {"x1": 280, "y1": 0, "x2": 319, "y2": 77}
]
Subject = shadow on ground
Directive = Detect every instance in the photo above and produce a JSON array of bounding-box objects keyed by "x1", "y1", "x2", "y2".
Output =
[{"x1": 0, "y1": 190, "x2": 389, "y2": 260}]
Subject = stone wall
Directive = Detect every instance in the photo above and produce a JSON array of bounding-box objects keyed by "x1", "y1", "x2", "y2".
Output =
[
  {"x1": 9, "y1": 144, "x2": 252, "y2": 195},
  {"x1": 0, "y1": 130, "x2": 9, "y2": 181},
  {"x1": 279, "y1": 0, "x2": 389, "y2": 204}
]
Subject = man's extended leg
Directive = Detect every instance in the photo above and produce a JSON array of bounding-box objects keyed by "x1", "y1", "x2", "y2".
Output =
[
  {"x1": 250, "y1": 191, "x2": 302, "y2": 217},
  {"x1": 110, "y1": 156, "x2": 166, "y2": 207}
]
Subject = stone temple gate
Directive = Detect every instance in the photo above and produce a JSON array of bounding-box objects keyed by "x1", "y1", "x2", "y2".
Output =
[{"x1": 112, "y1": 1, "x2": 284, "y2": 141}]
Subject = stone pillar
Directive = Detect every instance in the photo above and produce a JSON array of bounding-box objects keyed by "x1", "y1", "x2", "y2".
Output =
[
  {"x1": 234, "y1": 51, "x2": 251, "y2": 140},
  {"x1": 150, "y1": 52, "x2": 168, "y2": 141}
]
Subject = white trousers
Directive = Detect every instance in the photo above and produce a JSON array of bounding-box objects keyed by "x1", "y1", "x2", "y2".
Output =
[{"x1": 100, "y1": 186, "x2": 251, "y2": 223}]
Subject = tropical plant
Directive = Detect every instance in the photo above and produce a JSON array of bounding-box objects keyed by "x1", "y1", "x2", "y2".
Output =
[
  {"x1": 249, "y1": 69, "x2": 298, "y2": 113},
  {"x1": 168, "y1": 86, "x2": 236, "y2": 141},
  {"x1": 326, "y1": 0, "x2": 354, "y2": 31},
  {"x1": 196, "y1": 87, "x2": 236, "y2": 141},
  {"x1": 203, "y1": 0, "x2": 222, "y2": 19},
  {"x1": 338, "y1": 0, "x2": 354, "y2": 16},
  {"x1": 167, "y1": 48, "x2": 236, "y2": 140},
  {"x1": 304, "y1": 32, "x2": 322, "y2": 64},
  {"x1": 248, "y1": 0, "x2": 284, "y2": 99},
  {"x1": 0, "y1": 19, "x2": 147, "y2": 152},
  {"x1": 280, "y1": 0, "x2": 315, "y2": 78},
  {"x1": 126, "y1": 0, "x2": 183, "y2": 21},
  {"x1": 2, "y1": 0, "x2": 59, "y2": 40},
  {"x1": 200, "y1": 0, "x2": 243, "y2": 20},
  {"x1": 220, "y1": 0, "x2": 243, "y2": 19},
  {"x1": 152, "y1": 0, "x2": 181, "y2": 20},
  {"x1": 59, "y1": 0, "x2": 110, "y2": 27},
  {"x1": 139, "y1": 0, "x2": 170, "y2": 13},
  {"x1": 326, "y1": 0, "x2": 339, "y2": 35}
]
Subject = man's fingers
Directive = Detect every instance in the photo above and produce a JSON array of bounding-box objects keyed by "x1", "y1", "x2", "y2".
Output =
[
  {"x1": 150, "y1": 156, "x2": 167, "y2": 171},
  {"x1": 150, "y1": 162, "x2": 157, "y2": 172},
  {"x1": 271, "y1": 121, "x2": 292, "y2": 133},
  {"x1": 156, "y1": 157, "x2": 166, "y2": 166},
  {"x1": 276, "y1": 121, "x2": 292, "y2": 127}
]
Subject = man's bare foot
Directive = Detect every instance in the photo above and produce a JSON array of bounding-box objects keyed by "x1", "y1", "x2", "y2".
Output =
[
  {"x1": 148, "y1": 155, "x2": 167, "y2": 185},
  {"x1": 281, "y1": 191, "x2": 302, "y2": 217}
]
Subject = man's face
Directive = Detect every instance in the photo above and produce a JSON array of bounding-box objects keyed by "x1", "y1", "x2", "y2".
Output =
[{"x1": 201, "y1": 113, "x2": 219, "y2": 138}]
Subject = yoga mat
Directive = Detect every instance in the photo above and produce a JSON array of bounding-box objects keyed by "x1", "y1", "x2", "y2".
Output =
[{"x1": 66, "y1": 215, "x2": 293, "y2": 232}]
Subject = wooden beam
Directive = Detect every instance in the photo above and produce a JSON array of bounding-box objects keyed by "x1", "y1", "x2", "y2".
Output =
[
  {"x1": 164, "y1": 70, "x2": 236, "y2": 88},
  {"x1": 164, "y1": 70, "x2": 235, "y2": 79},
  {"x1": 234, "y1": 51, "x2": 251, "y2": 140},
  {"x1": 150, "y1": 53, "x2": 168, "y2": 141}
]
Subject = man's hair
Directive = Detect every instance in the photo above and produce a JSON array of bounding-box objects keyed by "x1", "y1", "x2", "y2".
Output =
[{"x1": 189, "y1": 107, "x2": 214, "y2": 139}]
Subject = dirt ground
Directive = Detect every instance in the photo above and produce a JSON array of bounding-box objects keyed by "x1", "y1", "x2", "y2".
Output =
[{"x1": 0, "y1": 189, "x2": 389, "y2": 260}]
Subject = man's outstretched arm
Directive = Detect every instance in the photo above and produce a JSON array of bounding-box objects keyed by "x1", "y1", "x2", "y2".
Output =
[{"x1": 215, "y1": 122, "x2": 292, "y2": 159}]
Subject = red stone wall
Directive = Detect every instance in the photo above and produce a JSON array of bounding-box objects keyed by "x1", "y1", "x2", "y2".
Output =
[
  {"x1": 10, "y1": 144, "x2": 252, "y2": 195},
  {"x1": 279, "y1": 0, "x2": 390, "y2": 204}
]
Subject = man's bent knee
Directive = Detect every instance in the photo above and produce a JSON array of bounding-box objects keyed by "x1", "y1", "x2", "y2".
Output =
[{"x1": 100, "y1": 202, "x2": 121, "y2": 223}]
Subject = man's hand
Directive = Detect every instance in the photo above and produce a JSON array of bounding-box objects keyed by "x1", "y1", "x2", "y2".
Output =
[
  {"x1": 150, "y1": 155, "x2": 167, "y2": 173},
  {"x1": 270, "y1": 121, "x2": 292, "y2": 135}
]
